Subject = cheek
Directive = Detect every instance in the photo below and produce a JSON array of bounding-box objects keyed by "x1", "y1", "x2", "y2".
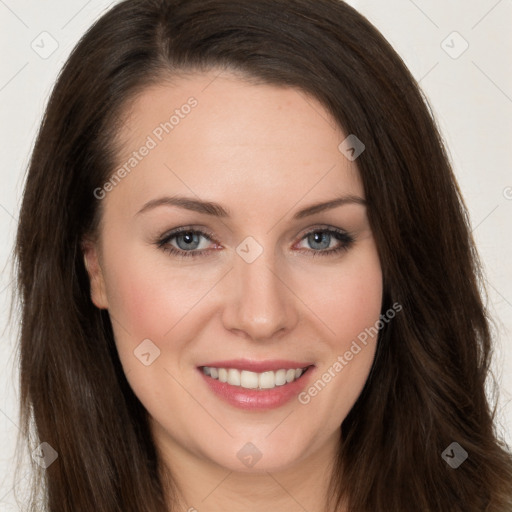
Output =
[
  {"x1": 99, "y1": 244, "x2": 211, "y2": 402},
  {"x1": 298, "y1": 243, "x2": 382, "y2": 419},
  {"x1": 308, "y1": 245, "x2": 383, "y2": 346},
  {"x1": 101, "y1": 242, "x2": 215, "y2": 342}
]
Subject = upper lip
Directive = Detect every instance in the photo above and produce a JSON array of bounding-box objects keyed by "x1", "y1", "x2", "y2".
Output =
[{"x1": 198, "y1": 359, "x2": 314, "y2": 373}]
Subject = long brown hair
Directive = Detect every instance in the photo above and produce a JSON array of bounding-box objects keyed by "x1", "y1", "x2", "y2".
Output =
[{"x1": 14, "y1": 0, "x2": 512, "y2": 510}]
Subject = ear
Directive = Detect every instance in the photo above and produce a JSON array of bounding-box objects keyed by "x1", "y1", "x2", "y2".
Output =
[{"x1": 81, "y1": 238, "x2": 109, "y2": 309}]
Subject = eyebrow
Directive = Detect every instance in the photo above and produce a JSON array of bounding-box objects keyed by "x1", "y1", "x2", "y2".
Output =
[{"x1": 136, "y1": 194, "x2": 366, "y2": 219}]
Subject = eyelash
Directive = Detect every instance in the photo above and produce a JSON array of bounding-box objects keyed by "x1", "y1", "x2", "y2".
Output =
[{"x1": 156, "y1": 225, "x2": 355, "y2": 259}]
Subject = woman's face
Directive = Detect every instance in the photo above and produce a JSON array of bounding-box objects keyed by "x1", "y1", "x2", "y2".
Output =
[{"x1": 84, "y1": 70, "x2": 383, "y2": 474}]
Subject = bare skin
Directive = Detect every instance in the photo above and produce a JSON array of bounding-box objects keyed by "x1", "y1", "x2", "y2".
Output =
[{"x1": 83, "y1": 70, "x2": 382, "y2": 512}]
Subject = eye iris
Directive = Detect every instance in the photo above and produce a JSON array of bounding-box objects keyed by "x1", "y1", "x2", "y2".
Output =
[
  {"x1": 308, "y1": 231, "x2": 331, "y2": 250},
  {"x1": 176, "y1": 232, "x2": 201, "y2": 250}
]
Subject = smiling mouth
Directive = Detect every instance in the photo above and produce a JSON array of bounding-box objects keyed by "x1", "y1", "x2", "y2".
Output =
[{"x1": 200, "y1": 365, "x2": 312, "y2": 390}]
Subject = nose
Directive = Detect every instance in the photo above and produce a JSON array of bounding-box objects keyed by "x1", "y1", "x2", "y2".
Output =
[{"x1": 221, "y1": 248, "x2": 299, "y2": 342}]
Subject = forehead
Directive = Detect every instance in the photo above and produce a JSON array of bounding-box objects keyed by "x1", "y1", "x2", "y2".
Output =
[{"x1": 106, "y1": 70, "x2": 364, "y2": 217}]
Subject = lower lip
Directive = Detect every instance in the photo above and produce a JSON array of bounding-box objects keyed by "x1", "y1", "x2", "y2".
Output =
[{"x1": 198, "y1": 367, "x2": 315, "y2": 410}]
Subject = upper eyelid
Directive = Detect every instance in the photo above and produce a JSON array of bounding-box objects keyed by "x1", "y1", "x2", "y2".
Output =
[
  {"x1": 295, "y1": 224, "x2": 350, "y2": 238},
  {"x1": 159, "y1": 225, "x2": 215, "y2": 238}
]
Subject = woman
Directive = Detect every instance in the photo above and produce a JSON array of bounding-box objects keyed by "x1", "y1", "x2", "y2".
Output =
[{"x1": 14, "y1": 0, "x2": 512, "y2": 510}]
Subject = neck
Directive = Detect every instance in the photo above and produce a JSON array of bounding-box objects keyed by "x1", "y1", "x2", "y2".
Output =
[{"x1": 154, "y1": 424, "x2": 346, "y2": 512}]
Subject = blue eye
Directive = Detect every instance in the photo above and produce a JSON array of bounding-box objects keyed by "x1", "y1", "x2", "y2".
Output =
[
  {"x1": 173, "y1": 231, "x2": 204, "y2": 251},
  {"x1": 157, "y1": 227, "x2": 216, "y2": 258},
  {"x1": 296, "y1": 228, "x2": 354, "y2": 256},
  {"x1": 308, "y1": 231, "x2": 334, "y2": 250},
  {"x1": 156, "y1": 226, "x2": 354, "y2": 259}
]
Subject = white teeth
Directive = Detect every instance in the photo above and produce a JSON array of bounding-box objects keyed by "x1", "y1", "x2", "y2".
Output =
[
  {"x1": 259, "y1": 371, "x2": 275, "y2": 389},
  {"x1": 218, "y1": 368, "x2": 228, "y2": 383},
  {"x1": 240, "y1": 370, "x2": 259, "y2": 389},
  {"x1": 202, "y1": 365, "x2": 308, "y2": 390},
  {"x1": 227, "y1": 368, "x2": 241, "y2": 386},
  {"x1": 275, "y1": 369, "x2": 287, "y2": 386}
]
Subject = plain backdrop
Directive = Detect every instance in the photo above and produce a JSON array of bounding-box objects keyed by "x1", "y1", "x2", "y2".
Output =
[{"x1": 1, "y1": 0, "x2": 511, "y2": 508}]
